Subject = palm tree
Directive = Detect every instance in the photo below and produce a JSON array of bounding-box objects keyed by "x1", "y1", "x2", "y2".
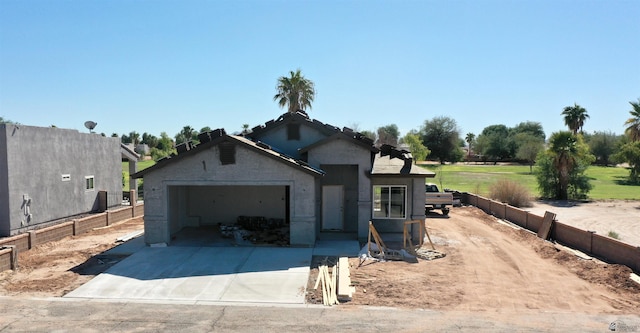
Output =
[
  {"x1": 273, "y1": 69, "x2": 315, "y2": 113},
  {"x1": 624, "y1": 98, "x2": 640, "y2": 142},
  {"x1": 561, "y1": 103, "x2": 589, "y2": 135},
  {"x1": 549, "y1": 131, "x2": 578, "y2": 200},
  {"x1": 465, "y1": 133, "x2": 475, "y2": 157},
  {"x1": 129, "y1": 131, "x2": 140, "y2": 145}
]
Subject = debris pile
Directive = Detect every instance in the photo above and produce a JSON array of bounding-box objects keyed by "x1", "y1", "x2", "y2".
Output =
[{"x1": 218, "y1": 216, "x2": 289, "y2": 246}]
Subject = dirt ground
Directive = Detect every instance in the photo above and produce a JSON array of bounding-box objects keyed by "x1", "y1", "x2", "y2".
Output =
[
  {"x1": 0, "y1": 217, "x2": 144, "y2": 297},
  {"x1": 1, "y1": 205, "x2": 639, "y2": 315},
  {"x1": 307, "y1": 205, "x2": 640, "y2": 313},
  {"x1": 527, "y1": 200, "x2": 640, "y2": 246}
]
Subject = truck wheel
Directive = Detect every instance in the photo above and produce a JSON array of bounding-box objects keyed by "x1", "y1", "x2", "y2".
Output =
[{"x1": 442, "y1": 208, "x2": 450, "y2": 216}]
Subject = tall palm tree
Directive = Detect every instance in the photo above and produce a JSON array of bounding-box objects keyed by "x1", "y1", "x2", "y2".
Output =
[
  {"x1": 561, "y1": 103, "x2": 589, "y2": 135},
  {"x1": 273, "y1": 69, "x2": 315, "y2": 113},
  {"x1": 465, "y1": 132, "x2": 475, "y2": 157},
  {"x1": 624, "y1": 98, "x2": 640, "y2": 142},
  {"x1": 549, "y1": 131, "x2": 578, "y2": 200}
]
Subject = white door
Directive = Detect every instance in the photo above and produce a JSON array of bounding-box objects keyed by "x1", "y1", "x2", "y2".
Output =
[{"x1": 322, "y1": 185, "x2": 344, "y2": 230}]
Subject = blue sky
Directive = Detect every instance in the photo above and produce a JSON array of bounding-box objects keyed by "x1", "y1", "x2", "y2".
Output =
[{"x1": 1, "y1": 0, "x2": 638, "y2": 140}]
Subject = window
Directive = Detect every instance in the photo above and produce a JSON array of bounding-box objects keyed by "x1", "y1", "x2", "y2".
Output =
[
  {"x1": 85, "y1": 176, "x2": 95, "y2": 191},
  {"x1": 373, "y1": 185, "x2": 406, "y2": 219}
]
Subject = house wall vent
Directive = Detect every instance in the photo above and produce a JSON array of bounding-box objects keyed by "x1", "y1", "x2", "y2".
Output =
[{"x1": 219, "y1": 142, "x2": 235, "y2": 165}]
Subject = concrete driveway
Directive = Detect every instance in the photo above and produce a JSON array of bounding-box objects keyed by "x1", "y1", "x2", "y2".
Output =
[{"x1": 65, "y1": 240, "x2": 359, "y2": 304}]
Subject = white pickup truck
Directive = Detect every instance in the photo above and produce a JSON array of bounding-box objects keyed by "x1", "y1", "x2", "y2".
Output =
[{"x1": 425, "y1": 183, "x2": 453, "y2": 216}]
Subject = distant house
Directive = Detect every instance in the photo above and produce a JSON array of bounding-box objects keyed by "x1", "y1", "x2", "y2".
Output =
[
  {"x1": 133, "y1": 112, "x2": 434, "y2": 247},
  {"x1": 0, "y1": 124, "x2": 137, "y2": 236}
]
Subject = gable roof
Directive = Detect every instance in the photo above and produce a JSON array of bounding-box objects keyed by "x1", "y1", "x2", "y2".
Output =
[
  {"x1": 299, "y1": 131, "x2": 380, "y2": 154},
  {"x1": 120, "y1": 143, "x2": 140, "y2": 161},
  {"x1": 247, "y1": 111, "x2": 378, "y2": 150},
  {"x1": 132, "y1": 129, "x2": 324, "y2": 178}
]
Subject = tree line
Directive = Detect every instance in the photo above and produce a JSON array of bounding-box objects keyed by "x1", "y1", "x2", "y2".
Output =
[{"x1": 3, "y1": 70, "x2": 639, "y2": 200}]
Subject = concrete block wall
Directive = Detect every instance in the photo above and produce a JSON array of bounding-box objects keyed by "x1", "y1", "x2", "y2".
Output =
[
  {"x1": 0, "y1": 234, "x2": 29, "y2": 253},
  {"x1": 0, "y1": 202, "x2": 144, "y2": 273},
  {"x1": 74, "y1": 214, "x2": 108, "y2": 234},
  {"x1": 462, "y1": 193, "x2": 640, "y2": 273},
  {"x1": 0, "y1": 248, "x2": 14, "y2": 272},
  {"x1": 36, "y1": 222, "x2": 74, "y2": 244}
]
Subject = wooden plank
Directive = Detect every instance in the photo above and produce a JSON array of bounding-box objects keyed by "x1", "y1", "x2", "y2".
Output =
[
  {"x1": 537, "y1": 211, "x2": 556, "y2": 240},
  {"x1": 337, "y1": 257, "x2": 353, "y2": 300}
]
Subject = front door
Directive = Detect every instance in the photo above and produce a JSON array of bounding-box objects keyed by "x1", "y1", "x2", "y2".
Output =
[{"x1": 322, "y1": 185, "x2": 344, "y2": 230}]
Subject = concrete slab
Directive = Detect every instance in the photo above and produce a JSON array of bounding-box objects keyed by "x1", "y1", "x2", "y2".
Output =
[
  {"x1": 101, "y1": 235, "x2": 146, "y2": 256},
  {"x1": 65, "y1": 246, "x2": 312, "y2": 304}
]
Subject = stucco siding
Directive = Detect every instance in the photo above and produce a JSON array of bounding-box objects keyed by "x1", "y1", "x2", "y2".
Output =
[{"x1": 0, "y1": 124, "x2": 122, "y2": 236}]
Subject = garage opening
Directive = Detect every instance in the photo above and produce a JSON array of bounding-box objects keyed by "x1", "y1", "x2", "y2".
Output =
[{"x1": 167, "y1": 185, "x2": 290, "y2": 246}]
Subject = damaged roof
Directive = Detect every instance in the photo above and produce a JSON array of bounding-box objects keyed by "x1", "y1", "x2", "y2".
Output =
[
  {"x1": 371, "y1": 144, "x2": 436, "y2": 177},
  {"x1": 248, "y1": 111, "x2": 378, "y2": 151},
  {"x1": 132, "y1": 128, "x2": 324, "y2": 178}
]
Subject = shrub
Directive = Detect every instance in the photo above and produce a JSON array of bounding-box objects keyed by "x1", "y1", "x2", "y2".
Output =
[
  {"x1": 489, "y1": 179, "x2": 532, "y2": 207},
  {"x1": 607, "y1": 231, "x2": 620, "y2": 240}
]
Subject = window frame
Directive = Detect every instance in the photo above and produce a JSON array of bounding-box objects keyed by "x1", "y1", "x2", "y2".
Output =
[
  {"x1": 372, "y1": 185, "x2": 407, "y2": 219},
  {"x1": 85, "y1": 175, "x2": 95, "y2": 191}
]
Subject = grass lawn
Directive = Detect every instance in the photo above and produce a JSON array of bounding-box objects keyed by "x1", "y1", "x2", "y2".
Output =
[
  {"x1": 420, "y1": 163, "x2": 640, "y2": 200},
  {"x1": 123, "y1": 160, "x2": 638, "y2": 200},
  {"x1": 122, "y1": 160, "x2": 155, "y2": 191}
]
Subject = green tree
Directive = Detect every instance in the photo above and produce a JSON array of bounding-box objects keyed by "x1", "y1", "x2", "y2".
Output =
[
  {"x1": 129, "y1": 131, "x2": 140, "y2": 145},
  {"x1": 535, "y1": 131, "x2": 594, "y2": 200},
  {"x1": 175, "y1": 126, "x2": 197, "y2": 145},
  {"x1": 141, "y1": 132, "x2": 159, "y2": 149},
  {"x1": 0, "y1": 117, "x2": 17, "y2": 124},
  {"x1": 585, "y1": 131, "x2": 620, "y2": 166},
  {"x1": 624, "y1": 98, "x2": 640, "y2": 141},
  {"x1": 151, "y1": 132, "x2": 176, "y2": 161},
  {"x1": 612, "y1": 141, "x2": 640, "y2": 183},
  {"x1": 273, "y1": 69, "x2": 316, "y2": 113},
  {"x1": 476, "y1": 125, "x2": 512, "y2": 161},
  {"x1": 241, "y1": 124, "x2": 251, "y2": 135},
  {"x1": 510, "y1": 121, "x2": 545, "y2": 141},
  {"x1": 514, "y1": 133, "x2": 544, "y2": 173},
  {"x1": 360, "y1": 130, "x2": 376, "y2": 141},
  {"x1": 465, "y1": 133, "x2": 475, "y2": 158},
  {"x1": 561, "y1": 103, "x2": 589, "y2": 135},
  {"x1": 420, "y1": 116, "x2": 463, "y2": 164},
  {"x1": 376, "y1": 124, "x2": 400, "y2": 147},
  {"x1": 402, "y1": 133, "x2": 430, "y2": 162}
]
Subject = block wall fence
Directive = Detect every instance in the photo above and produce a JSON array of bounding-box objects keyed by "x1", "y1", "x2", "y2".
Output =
[
  {"x1": 462, "y1": 193, "x2": 640, "y2": 273},
  {"x1": 0, "y1": 202, "x2": 144, "y2": 273}
]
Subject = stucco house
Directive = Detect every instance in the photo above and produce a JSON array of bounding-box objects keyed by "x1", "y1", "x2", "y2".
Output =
[
  {"x1": 0, "y1": 124, "x2": 137, "y2": 236},
  {"x1": 134, "y1": 112, "x2": 434, "y2": 247}
]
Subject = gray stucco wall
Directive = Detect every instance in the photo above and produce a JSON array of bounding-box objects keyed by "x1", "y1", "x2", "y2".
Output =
[
  {"x1": 0, "y1": 126, "x2": 9, "y2": 235},
  {"x1": 371, "y1": 176, "x2": 426, "y2": 238},
  {"x1": 306, "y1": 138, "x2": 373, "y2": 239},
  {"x1": 142, "y1": 143, "x2": 317, "y2": 246},
  {"x1": 0, "y1": 124, "x2": 122, "y2": 236}
]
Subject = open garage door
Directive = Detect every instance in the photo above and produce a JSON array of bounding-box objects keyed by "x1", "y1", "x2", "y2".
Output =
[{"x1": 167, "y1": 185, "x2": 290, "y2": 246}]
